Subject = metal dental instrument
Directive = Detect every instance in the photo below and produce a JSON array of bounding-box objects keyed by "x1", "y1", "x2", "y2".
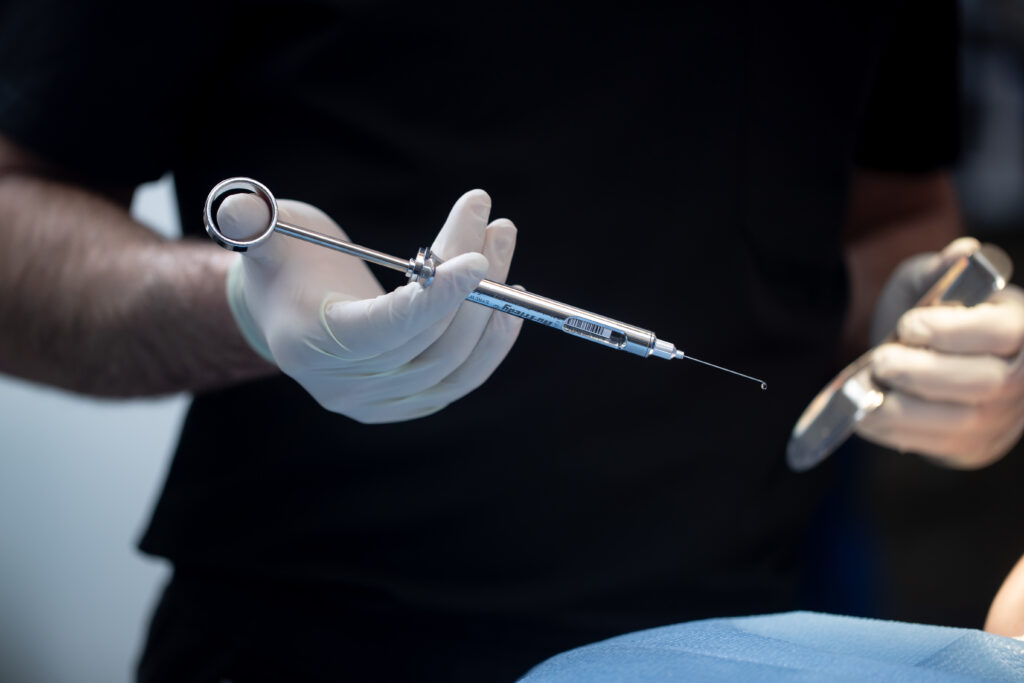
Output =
[
  {"x1": 204, "y1": 177, "x2": 765, "y2": 388},
  {"x1": 786, "y1": 243, "x2": 1012, "y2": 472}
]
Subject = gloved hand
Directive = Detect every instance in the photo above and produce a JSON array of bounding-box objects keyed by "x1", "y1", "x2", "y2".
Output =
[
  {"x1": 986, "y1": 549, "x2": 1024, "y2": 639},
  {"x1": 856, "y1": 237, "x2": 1024, "y2": 468},
  {"x1": 219, "y1": 189, "x2": 522, "y2": 423}
]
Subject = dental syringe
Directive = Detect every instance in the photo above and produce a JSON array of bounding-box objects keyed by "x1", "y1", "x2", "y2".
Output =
[{"x1": 204, "y1": 177, "x2": 765, "y2": 389}]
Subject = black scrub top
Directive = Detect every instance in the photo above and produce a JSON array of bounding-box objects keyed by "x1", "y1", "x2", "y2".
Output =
[{"x1": 0, "y1": 0, "x2": 958, "y2": 679}]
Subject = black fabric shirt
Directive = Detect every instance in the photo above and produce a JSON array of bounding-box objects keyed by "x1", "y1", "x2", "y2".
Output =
[{"x1": 0, "y1": 1, "x2": 957, "y2": 680}]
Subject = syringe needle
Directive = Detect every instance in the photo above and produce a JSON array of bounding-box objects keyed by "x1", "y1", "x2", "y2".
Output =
[{"x1": 675, "y1": 351, "x2": 767, "y2": 390}]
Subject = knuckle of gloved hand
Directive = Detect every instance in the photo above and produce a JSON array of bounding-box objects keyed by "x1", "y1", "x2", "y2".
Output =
[
  {"x1": 956, "y1": 401, "x2": 1006, "y2": 439},
  {"x1": 440, "y1": 253, "x2": 488, "y2": 291},
  {"x1": 897, "y1": 307, "x2": 959, "y2": 349},
  {"x1": 423, "y1": 358, "x2": 467, "y2": 389},
  {"x1": 415, "y1": 311, "x2": 461, "y2": 350},
  {"x1": 871, "y1": 344, "x2": 911, "y2": 385},
  {"x1": 974, "y1": 364, "x2": 1013, "y2": 404},
  {"x1": 382, "y1": 286, "x2": 429, "y2": 336},
  {"x1": 895, "y1": 309, "x2": 929, "y2": 346},
  {"x1": 386, "y1": 360, "x2": 445, "y2": 396},
  {"x1": 479, "y1": 312, "x2": 522, "y2": 358},
  {"x1": 999, "y1": 310, "x2": 1024, "y2": 357},
  {"x1": 405, "y1": 284, "x2": 466, "y2": 335},
  {"x1": 860, "y1": 419, "x2": 911, "y2": 453},
  {"x1": 946, "y1": 403, "x2": 983, "y2": 434},
  {"x1": 496, "y1": 308, "x2": 525, "y2": 335},
  {"x1": 970, "y1": 381, "x2": 1003, "y2": 407},
  {"x1": 855, "y1": 409, "x2": 893, "y2": 441}
]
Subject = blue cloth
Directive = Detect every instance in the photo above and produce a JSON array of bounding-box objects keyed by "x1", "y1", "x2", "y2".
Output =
[{"x1": 519, "y1": 612, "x2": 1024, "y2": 682}]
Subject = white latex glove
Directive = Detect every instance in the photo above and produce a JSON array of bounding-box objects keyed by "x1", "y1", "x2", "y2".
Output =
[
  {"x1": 856, "y1": 237, "x2": 1024, "y2": 468},
  {"x1": 220, "y1": 190, "x2": 523, "y2": 423}
]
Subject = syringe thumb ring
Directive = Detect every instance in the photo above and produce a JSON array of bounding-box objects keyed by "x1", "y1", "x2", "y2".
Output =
[{"x1": 203, "y1": 177, "x2": 279, "y2": 252}]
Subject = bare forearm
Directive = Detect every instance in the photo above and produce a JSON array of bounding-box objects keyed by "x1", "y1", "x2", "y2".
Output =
[
  {"x1": 841, "y1": 169, "x2": 963, "y2": 358},
  {"x1": 0, "y1": 172, "x2": 275, "y2": 396}
]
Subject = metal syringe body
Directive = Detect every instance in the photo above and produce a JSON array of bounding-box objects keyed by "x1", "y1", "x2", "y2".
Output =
[
  {"x1": 465, "y1": 279, "x2": 679, "y2": 358},
  {"x1": 271, "y1": 222, "x2": 677, "y2": 360},
  {"x1": 204, "y1": 177, "x2": 682, "y2": 361}
]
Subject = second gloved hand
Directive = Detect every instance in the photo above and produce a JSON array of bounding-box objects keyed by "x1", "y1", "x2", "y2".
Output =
[
  {"x1": 856, "y1": 238, "x2": 1024, "y2": 468},
  {"x1": 219, "y1": 190, "x2": 522, "y2": 423}
]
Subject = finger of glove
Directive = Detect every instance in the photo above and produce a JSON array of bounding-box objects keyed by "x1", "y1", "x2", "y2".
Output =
[
  {"x1": 870, "y1": 253, "x2": 940, "y2": 344},
  {"x1": 310, "y1": 312, "x2": 482, "y2": 406},
  {"x1": 856, "y1": 388, "x2": 1024, "y2": 456},
  {"x1": 319, "y1": 220, "x2": 520, "y2": 405},
  {"x1": 362, "y1": 188, "x2": 493, "y2": 377},
  {"x1": 322, "y1": 251, "x2": 488, "y2": 359},
  {"x1": 327, "y1": 220, "x2": 519, "y2": 404},
  {"x1": 939, "y1": 236, "x2": 983, "y2": 265},
  {"x1": 217, "y1": 193, "x2": 286, "y2": 267},
  {"x1": 413, "y1": 301, "x2": 524, "y2": 405},
  {"x1": 869, "y1": 238, "x2": 981, "y2": 345},
  {"x1": 480, "y1": 218, "x2": 517, "y2": 283},
  {"x1": 352, "y1": 293, "x2": 525, "y2": 414},
  {"x1": 856, "y1": 422, "x2": 1007, "y2": 468},
  {"x1": 856, "y1": 408, "x2": 1024, "y2": 469},
  {"x1": 897, "y1": 288, "x2": 1024, "y2": 356},
  {"x1": 871, "y1": 342, "x2": 1020, "y2": 405},
  {"x1": 401, "y1": 219, "x2": 519, "y2": 377},
  {"x1": 431, "y1": 189, "x2": 491, "y2": 260},
  {"x1": 434, "y1": 238, "x2": 522, "y2": 388},
  {"x1": 343, "y1": 312, "x2": 524, "y2": 424},
  {"x1": 888, "y1": 238, "x2": 978, "y2": 306}
]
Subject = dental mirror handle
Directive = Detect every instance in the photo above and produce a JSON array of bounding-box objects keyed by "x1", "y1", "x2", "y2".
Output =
[{"x1": 785, "y1": 243, "x2": 1012, "y2": 472}]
